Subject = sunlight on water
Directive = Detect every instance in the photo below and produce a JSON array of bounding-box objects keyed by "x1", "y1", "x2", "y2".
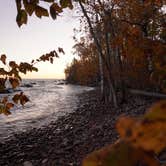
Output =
[{"x1": 0, "y1": 79, "x2": 94, "y2": 141}]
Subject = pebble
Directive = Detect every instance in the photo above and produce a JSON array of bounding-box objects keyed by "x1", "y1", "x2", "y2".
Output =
[
  {"x1": 42, "y1": 158, "x2": 48, "y2": 164},
  {"x1": 0, "y1": 90, "x2": 156, "y2": 166},
  {"x1": 23, "y1": 161, "x2": 33, "y2": 166}
]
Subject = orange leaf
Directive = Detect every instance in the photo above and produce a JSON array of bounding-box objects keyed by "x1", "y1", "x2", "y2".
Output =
[
  {"x1": 2, "y1": 96, "x2": 8, "y2": 104},
  {"x1": 116, "y1": 103, "x2": 166, "y2": 154},
  {"x1": 83, "y1": 140, "x2": 160, "y2": 166},
  {"x1": 145, "y1": 100, "x2": 166, "y2": 121},
  {"x1": 20, "y1": 93, "x2": 29, "y2": 106},
  {"x1": 12, "y1": 94, "x2": 20, "y2": 104},
  {"x1": 6, "y1": 103, "x2": 14, "y2": 110}
]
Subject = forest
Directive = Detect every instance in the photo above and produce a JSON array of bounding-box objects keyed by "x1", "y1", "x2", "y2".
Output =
[{"x1": 0, "y1": 0, "x2": 166, "y2": 166}]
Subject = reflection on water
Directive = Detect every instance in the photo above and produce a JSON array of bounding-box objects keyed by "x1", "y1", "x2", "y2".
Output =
[{"x1": 0, "y1": 79, "x2": 94, "y2": 141}]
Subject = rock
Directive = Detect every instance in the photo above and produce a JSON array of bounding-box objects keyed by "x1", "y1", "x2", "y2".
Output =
[
  {"x1": 65, "y1": 124, "x2": 70, "y2": 130},
  {"x1": 23, "y1": 161, "x2": 33, "y2": 166},
  {"x1": 0, "y1": 89, "x2": 156, "y2": 166},
  {"x1": 21, "y1": 84, "x2": 33, "y2": 88},
  {"x1": 26, "y1": 145, "x2": 33, "y2": 148},
  {"x1": 62, "y1": 138, "x2": 69, "y2": 146},
  {"x1": 31, "y1": 82, "x2": 36, "y2": 85},
  {"x1": 42, "y1": 158, "x2": 48, "y2": 164}
]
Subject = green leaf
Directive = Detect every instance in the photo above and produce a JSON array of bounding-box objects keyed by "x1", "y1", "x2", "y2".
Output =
[{"x1": 16, "y1": 9, "x2": 28, "y2": 27}]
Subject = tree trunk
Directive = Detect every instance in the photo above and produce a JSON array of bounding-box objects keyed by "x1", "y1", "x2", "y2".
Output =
[
  {"x1": 129, "y1": 89, "x2": 166, "y2": 99},
  {"x1": 78, "y1": 0, "x2": 118, "y2": 107},
  {"x1": 95, "y1": 14, "x2": 105, "y2": 100},
  {"x1": 99, "y1": 53, "x2": 104, "y2": 99},
  {"x1": 116, "y1": 47, "x2": 127, "y2": 103}
]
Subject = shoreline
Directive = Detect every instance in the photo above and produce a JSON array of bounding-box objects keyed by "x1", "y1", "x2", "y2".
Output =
[{"x1": 0, "y1": 89, "x2": 156, "y2": 166}]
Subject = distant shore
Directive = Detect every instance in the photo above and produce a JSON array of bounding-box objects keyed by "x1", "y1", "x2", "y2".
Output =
[{"x1": 0, "y1": 89, "x2": 156, "y2": 166}]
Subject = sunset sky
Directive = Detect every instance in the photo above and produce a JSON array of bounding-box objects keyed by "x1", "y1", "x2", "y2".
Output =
[{"x1": 0, "y1": 1, "x2": 80, "y2": 79}]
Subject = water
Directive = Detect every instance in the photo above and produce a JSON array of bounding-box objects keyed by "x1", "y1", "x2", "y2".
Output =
[{"x1": 0, "y1": 79, "x2": 94, "y2": 141}]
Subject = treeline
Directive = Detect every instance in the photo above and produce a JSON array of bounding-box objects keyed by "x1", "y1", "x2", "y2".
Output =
[
  {"x1": 65, "y1": 41, "x2": 100, "y2": 86},
  {"x1": 65, "y1": 0, "x2": 166, "y2": 106}
]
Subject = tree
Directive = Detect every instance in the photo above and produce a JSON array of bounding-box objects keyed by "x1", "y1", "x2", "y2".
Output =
[
  {"x1": 1, "y1": 0, "x2": 166, "y2": 165},
  {"x1": 0, "y1": 49, "x2": 63, "y2": 115},
  {"x1": 65, "y1": 39, "x2": 100, "y2": 86}
]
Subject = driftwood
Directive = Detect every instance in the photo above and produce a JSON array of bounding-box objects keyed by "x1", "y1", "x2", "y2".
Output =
[{"x1": 128, "y1": 89, "x2": 166, "y2": 99}]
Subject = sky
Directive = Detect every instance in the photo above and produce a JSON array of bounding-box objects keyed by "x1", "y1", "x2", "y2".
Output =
[{"x1": 0, "y1": 0, "x2": 80, "y2": 79}]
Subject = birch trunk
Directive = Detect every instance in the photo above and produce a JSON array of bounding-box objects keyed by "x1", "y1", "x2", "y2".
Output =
[
  {"x1": 78, "y1": 0, "x2": 118, "y2": 107},
  {"x1": 99, "y1": 53, "x2": 104, "y2": 98}
]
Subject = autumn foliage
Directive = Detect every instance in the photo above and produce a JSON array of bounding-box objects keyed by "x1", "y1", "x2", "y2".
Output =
[
  {"x1": 65, "y1": 40, "x2": 100, "y2": 86},
  {"x1": 83, "y1": 101, "x2": 166, "y2": 166},
  {"x1": 0, "y1": 49, "x2": 63, "y2": 115},
  {"x1": 63, "y1": 0, "x2": 166, "y2": 165},
  {"x1": 15, "y1": 0, "x2": 86, "y2": 27},
  {"x1": 0, "y1": 0, "x2": 166, "y2": 165},
  {"x1": 66, "y1": 0, "x2": 166, "y2": 93}
]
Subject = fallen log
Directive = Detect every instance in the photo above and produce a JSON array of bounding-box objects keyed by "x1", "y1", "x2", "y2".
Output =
[{"x1": 128, "y1": 89, "x2": 166, "y2": 99}]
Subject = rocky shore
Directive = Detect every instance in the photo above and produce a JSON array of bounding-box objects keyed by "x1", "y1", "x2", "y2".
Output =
[{"x1": 0, "y1": 89, "x2": 156, "y2": 166}]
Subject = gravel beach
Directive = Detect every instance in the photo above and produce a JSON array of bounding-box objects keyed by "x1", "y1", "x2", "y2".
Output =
[{"x1": 0, "y1": 89, "x2": 156, "y2": 166}]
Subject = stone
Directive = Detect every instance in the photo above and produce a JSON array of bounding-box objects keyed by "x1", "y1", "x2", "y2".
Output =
[
  {"x1": 42, "y1": 158, "x2": 48, "y2": 164},
  {"x1": 23, "y1": 161, "x2": 33, "y2": 166}
]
